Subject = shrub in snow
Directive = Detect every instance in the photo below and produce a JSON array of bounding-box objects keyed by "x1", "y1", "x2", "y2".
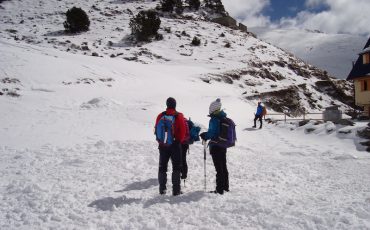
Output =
[
  {"x1": 175, "y1": 0, "x2": 184, "y2": 14},
  {"x1": 187, "y1": 0, "x2": 200, "y2": 10},
  {"x1": 181, "y1": 30, "x2": 189, "y2": 37},
  {"x1": 155, "y1": 33, "x2": 164, "y2": 40},
  {"x1": 204, "y1": 0, "x2": 227, "y2": 16},
  {"x1": 160, "y1": 0, "x2": 184, "y2": 14},
  {"x1": 63, "y1": 7, "x2": 90, "y2": 33},
  {"x1": 129, "y1": 10, "x2": 161, "y2": 42},
  {"x1": 191, "y1": 36, "x2": 201, "y2": 46},
  {"x1": 160, "y1": 0, "x2": 175, "y2": 12}
]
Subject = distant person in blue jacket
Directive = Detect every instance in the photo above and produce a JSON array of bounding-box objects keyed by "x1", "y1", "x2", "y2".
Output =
[
  {"x1": 199, "y1": 98, "x2": 229, "y2": 195},
  {"x1": 253, "y1": 102, "x2": 263, "y2": 129}
]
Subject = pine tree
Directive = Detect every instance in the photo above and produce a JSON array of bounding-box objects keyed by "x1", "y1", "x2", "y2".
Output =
[
  {"x1": 129, "y1": 10, "x2": 161, "y2": 42},
  {"x1": 63, "y1": 7, "x2": 90, "y2": 33}
]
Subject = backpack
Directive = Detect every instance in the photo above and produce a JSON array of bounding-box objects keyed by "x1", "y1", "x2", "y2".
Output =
[
  {"x1": 262, "y1": 106, "x2": 267, "y2": 116},
  {"x1": 185, "y1": 119, "x2": 200, "y2": 145},
  {"x1": 155, "y1": 112, "x2": 178, "y2": 146},
  {"x1": 211, "y1": 117, "x2": 236, "y2": 148}
]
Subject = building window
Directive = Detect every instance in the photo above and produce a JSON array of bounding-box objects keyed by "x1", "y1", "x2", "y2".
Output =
[
  {"x1": 363, "y1": 53, "x2": 370, "y2": 64},
  {"x1": 361, "y1": 80, "x2": 369, "y2": 91}
]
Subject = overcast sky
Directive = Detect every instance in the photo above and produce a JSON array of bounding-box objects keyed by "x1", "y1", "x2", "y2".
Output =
[{"x1": 223, "y1": 0, "x2": 370, "y2": 36}]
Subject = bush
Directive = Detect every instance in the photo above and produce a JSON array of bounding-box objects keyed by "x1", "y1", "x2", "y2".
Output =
[
  {"x1": 187, "y1": 0, "x2": 200, "y2": 10},
  {"x1": 129, "y1": 10, "x2": 161, "y2": 41},
  {"x1": 161, "y1": 0, "x2": 184, "y2": 14},
  {"x1": 191, "y1": 36, "x2": 201, "y2": 46},
  {"x1": 205, "y1": 0, "x2": 226, "y2": 15},
  {"x1": 63, "y1": 7, "x2": 90, "y2": 33},
  {"x1": 175, "y1": 0, "x2": 184, "y2": 14},
  {"x1": 161, "y1": 0, "x2": 175, "y2": 12}
]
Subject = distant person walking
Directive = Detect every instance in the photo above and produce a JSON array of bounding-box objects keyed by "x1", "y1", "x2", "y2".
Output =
[
  {"x1": 154, "y1": 97, "x2": 186, "y2": 196},
  {"x1": 253, "y1": 102, "x2": 263, "y2": 129}
]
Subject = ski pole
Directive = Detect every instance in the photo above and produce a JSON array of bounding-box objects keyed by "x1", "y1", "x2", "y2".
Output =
[{"x1": 203, "y1": 140, "x2": 207, "y2": 192}]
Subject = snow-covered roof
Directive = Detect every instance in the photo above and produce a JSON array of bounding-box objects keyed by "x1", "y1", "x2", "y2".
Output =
[
  {"x1": 348, "y1": 37, "x2": 370, "y2": 80},
  {"x1": 359, "y1": 46, "x2": 370, "y2": 54}
]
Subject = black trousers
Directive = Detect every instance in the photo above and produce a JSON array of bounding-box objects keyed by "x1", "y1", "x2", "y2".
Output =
[
  {"x1": 254, "y1": 114, "x2": 262, "y2": 128},
  {"x1": 181, "y1": 144, "x2": 189, "y2": 179},
  {"x1": 210, "y1": 145, "x2": 229, "y2": 194},
  {"x1": 158, "y1": 142, "x2": 182, "y2": 194}
]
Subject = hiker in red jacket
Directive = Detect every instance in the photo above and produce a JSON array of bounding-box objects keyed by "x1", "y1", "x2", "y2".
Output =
[{"x1": 154, "y1": 97, "x2": 186, "y2": 196}]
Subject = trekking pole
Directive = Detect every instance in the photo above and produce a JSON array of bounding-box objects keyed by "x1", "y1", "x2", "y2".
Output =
[{"x1": 203, "y1": 140, "x2": 207, "y2": 192}]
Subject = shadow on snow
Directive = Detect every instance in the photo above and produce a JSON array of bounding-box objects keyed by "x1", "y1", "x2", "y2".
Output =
[
  {"x1": 88, "y1": 191, "x2": 206, "y2": 211},
  {"x1": 88, "y1": 196, "x2": 140, "y2": 211},
  {"x1": 114, "y1": 178, "x2": 158, "y2": 192},
  {"x1": 143, "y1": 191, "x2": 205, "y2": 208}
]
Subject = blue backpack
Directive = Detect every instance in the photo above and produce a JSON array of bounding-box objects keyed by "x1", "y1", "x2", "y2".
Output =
[
  {"x1": 155, "y1": 112, "x2": 178, "y2": 146},
  {"x1": 186, "y1": 119, "x2": 200, "y2": 145},
  {"x1": 211, "y1": 117, "x2": 236, "y2": 148}
]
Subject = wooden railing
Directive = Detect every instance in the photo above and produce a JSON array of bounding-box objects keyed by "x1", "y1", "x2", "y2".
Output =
[{"x1": 266, "y1": 112, "x2": 326, "y2": 122}]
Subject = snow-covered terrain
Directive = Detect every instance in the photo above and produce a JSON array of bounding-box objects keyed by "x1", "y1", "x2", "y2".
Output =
[
  {"x1": 250, "y1": 27, "x2": 366, "y2": 80},
  {"x1": 1, "y1": 0, "x2": 369, "y2": 229}
]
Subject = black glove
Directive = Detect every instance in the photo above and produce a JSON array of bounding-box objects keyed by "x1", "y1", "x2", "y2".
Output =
[{"x1": 199, "y1": 132, "x2": 207, "y2": 141}]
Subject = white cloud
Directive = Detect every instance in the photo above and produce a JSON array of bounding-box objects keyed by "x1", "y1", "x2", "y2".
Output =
[
  {"x1": 223, "y1": 0, "x2": 370, "y2": 36},
  {"x1": 305, "y1": 0, "x2": 326, "y2": 8},
  {"x1": 223, "y1": 0, "x2": 271, "y2": 27},
  {"x1": 282, "y1": 0, "x2": 370, "y2": 35}
]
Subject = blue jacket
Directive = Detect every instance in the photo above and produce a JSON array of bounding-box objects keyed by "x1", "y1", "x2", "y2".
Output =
[
  {"x1": 204, "y1": 110, "x2": 227, "y2": 141},
  {"x1": 256, "y1": 105, "x2": 263, "y2": 116}
]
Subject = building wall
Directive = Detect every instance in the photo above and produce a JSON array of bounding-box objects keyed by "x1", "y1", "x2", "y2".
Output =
[{"x1": 355, "y1": 77, "x2": 370, "y2": 105}]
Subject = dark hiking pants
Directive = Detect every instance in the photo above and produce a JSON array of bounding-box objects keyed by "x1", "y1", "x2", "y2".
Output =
[
  {"x1": 158, "y1": 142, "x2": 182, "y2": 194},
  {"x1": 210, "y1": 145, "x2": 229, "y2": 194},
  {"x1": 181, "y1": 144, "x2": 189, "y2": 179},
  {"x1": 254, "y1": 115, "x2": 262, "y2": 128}
]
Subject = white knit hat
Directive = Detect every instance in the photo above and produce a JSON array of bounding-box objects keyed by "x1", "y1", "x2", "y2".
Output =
[{"x1": 209, "y1": 98, "x2": 222, "y2": 114}]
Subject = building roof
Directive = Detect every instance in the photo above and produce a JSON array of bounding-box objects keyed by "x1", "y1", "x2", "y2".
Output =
[{"x1": 347, "y1": 37, "x2": 370, "y2": 80}]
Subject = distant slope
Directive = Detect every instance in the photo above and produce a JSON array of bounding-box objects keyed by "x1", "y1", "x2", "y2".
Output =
[
  {"x1": 0, "y1": 0, "x2": 355, "y2": 114},
  {"x1": 250, "y1": 27, "x2": 366, "y2": 80}
]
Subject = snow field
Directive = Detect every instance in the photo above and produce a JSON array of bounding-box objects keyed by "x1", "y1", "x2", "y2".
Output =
[
  {"x1": 1, "y1": 126, "x2": 370, "y2": 229},
  {"x1": 0, "y1": 5, "x2": 369, "y2": 228}
]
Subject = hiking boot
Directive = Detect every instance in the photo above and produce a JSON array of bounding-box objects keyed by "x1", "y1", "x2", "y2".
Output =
[
  {"x1": 252, "y1": 125, "x2": 256, "y2": 128},
  {"x1": 259, "y1": 126, "x2": 262, "y2": 129},
  {"x1": 159, "y1": 189, "x2": 166, "y2": 195},
  {"x1": 209, "y1": 190, "x2": 224, "y2": 195},
  {"x1": 173, "y1": 191, "x2": 183, "y2": 196}
]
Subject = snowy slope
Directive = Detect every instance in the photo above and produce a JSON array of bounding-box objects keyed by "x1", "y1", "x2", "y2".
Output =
[
  {"x1": 249, "y1": 27, "x2": 366, "y2": 80},
  {"x1": 0, "y1": 0, "x2": 355, "y2": 114},
  {"x1": 1, "y1": 0, "x2": 370, "y2": 229}
]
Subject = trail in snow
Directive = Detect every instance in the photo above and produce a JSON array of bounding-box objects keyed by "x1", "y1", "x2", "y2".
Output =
[{"x1": 1, "y1": 124, "x2": 369, "y2": 229}]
